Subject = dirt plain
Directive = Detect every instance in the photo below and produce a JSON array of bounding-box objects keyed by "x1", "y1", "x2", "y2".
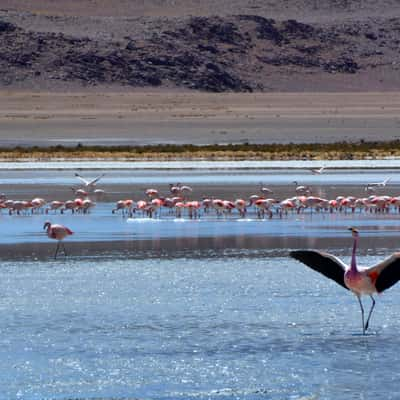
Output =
[{"x1": 0, "y1": 0, "x2": 399, "y2": 147}]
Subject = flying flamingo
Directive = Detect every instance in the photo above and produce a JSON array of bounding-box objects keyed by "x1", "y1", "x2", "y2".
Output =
[
  {"x1": 290, "y1": 228, "x2": 400, "y2": 334},
  {"x1": 309, "y1": 166, "x2": 325, "y2": 175},
  {"x1": 365, "y1": 177, "x2": 391, "y2": 192},
  {"x1": 43, "y1": 221, "x2": 73, "y2": 259},
  {"x1": 74, "y1": 173, "x2": 105, "y2": 190},
  {"x1": 259, "y1": 183, "x2": 273, "y2": 195}
]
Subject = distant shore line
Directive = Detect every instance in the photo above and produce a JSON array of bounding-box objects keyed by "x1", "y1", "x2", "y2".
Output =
[{"x1": 0, "y1": 140, "x2": 399, "y2": 161}]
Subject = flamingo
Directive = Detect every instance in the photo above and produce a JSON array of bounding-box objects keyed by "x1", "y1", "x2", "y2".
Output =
[
  {"x1": 46, "y1": 200, "x2": 64, "y2": 214},
  {"x1": 145, "y1": 188, "x2": 159, "y2": 199},
  {"x1": 61, "y1": 200, "x2": 76, "y2": 214},
  {"x1": 150, "y1": 198, "x2": 164, "y2": 218},
  {"x1": 73, "y1": 189, "x2": 88, "y2": 199},
  {"x1": 169, "y1": 184, "x2": 181, "y2": 196},
  {"x1": 93, "y1": 189, "x2": 106, "y2": 201},
  {"x1": 202, "y1": 197, "x2": 212, "y2": 213},
  {"x1": 186, "y1": 200, "x2": 201, "y2": 219},
  {"x1": 309, "y1": 166, "x2": 325, "y2": 175},
  {"x1": 112, "y1": 199, "x2": 134, "y2": 216},
  {"x1": 82, "y1": 199, "x2": 96, "y2": 214},
  {"x1": 43, "y1": 221, "x2": 73, "y2": 259},
  {"x1": 293, "y1": 181, "x2": 311, "y2": 195},
  {"x1": 31, "y1": 198, "x2": 46, "y2": 214},
  {"x1": 365, "y1": 177, "x2": 391, "y2": 192},
  {"x1": 259, "y1": 183, "x2": 273, "y2": 195},
  {"x1": 74, "y1": 173, "x2": 105, "y2": 190},
  {"x1": 290, "y1": 228, "x2": 400, "y2": 334},
  {"x1": 174, "y1": 201, "x2": 186, "y2": 218},
  {"x1": 234, "y1": 198, "x2": 247, "y2": 217},
  {"x1": 180, "y1": 185, "x2": 193, "y2": 200}
]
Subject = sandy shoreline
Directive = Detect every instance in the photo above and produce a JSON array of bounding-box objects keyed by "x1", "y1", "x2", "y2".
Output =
[{"x1": 1, "y1": 91, "x2": 400, "y2": 147}]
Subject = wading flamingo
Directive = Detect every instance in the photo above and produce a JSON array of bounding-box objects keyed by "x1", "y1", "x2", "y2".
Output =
[
  {"x1": 293, "y1": 181, "x2": 311, "y2": 195},
  {"x1": 290, "y1": 228, "x2": 400, "y2": 334},
  {"x1": 43, "y1": 221, "x2": 73, "y2": 259}
]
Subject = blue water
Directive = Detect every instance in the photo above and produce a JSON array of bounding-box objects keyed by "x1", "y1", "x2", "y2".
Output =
[
  {"x1": 2, "y1": 164, "x2": 400, "y2": 399},
  {"x1": 1, "y1": 254, "x2": 400, "y2": 399},
  {"x1": 2, "y1": 205, "x2": 400, "y2": 245},
  {"x1": 0, "y1": 167, "x2": 399, "y2": 186}
]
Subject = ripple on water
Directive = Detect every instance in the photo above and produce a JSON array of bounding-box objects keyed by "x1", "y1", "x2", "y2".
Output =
[{"x1": 0, "y1": 255, "x2": 399, "y2": 399}]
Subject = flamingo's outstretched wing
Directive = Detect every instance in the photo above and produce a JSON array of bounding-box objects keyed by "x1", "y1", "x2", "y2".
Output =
[
  {"x1": 74, "y1": 173, "x2": 89, "y2": 185},
  {"x1": 366, "y1": 253, "x2": 400, "y2": 293},
  {"x1": 88, "y1": 173, "x2": 105, "y2": 186},
  {"x1": 290, "y1": 250, "x2": 349, "y2": 290}
]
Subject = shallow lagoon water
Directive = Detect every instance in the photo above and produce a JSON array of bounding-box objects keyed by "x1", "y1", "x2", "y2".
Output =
[
  {"x1": 2, "y1": 162, "x2": 400, "y2": 399},
  {"x1": 2, "y1": 255, "x2": 400, "y2": 400}
]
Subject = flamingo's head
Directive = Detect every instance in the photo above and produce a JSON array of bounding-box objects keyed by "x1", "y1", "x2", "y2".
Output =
[
  {"x1": 43, "y1": 221, "x2": 51, "y2": 230},
  {"x1": 348, "y1": 227, "x2": 359, "y2": 237}
]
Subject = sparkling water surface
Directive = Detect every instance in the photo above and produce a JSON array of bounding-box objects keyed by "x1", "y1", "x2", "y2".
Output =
[
  {"x1": 2, "y1": 163, "x2": 400, "y2": 399},
  {"x1": 1, "y1": 254, "x2": 400, "y2": 400}
]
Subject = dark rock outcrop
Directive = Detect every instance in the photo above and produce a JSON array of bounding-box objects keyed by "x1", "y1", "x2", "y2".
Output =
[{"x1": 0, "y1": 14, "x2": 398, "y2": 91}]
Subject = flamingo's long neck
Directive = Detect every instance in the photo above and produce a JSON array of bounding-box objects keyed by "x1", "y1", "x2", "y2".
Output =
[{"x1": 350, "y1": 234, "x2": 358, "y2": 272}]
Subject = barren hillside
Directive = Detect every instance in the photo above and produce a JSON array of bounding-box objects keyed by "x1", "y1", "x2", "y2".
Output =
[{"x1": 1, "y1": 0, "x2": 399, "y2": 91}]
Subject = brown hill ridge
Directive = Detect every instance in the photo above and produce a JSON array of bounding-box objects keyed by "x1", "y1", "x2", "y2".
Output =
[{"x1": 0, "y1": 12, "x2": 399, "y2": 91}]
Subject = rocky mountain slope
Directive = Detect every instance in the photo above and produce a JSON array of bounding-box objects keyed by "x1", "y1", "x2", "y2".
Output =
[{"x1": 1, "y1": 1, "x2": 399, "y2": 91}]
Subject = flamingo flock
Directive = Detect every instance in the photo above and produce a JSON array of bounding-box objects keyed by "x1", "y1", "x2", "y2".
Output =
[
  {"x1": 108, "y1": 192, "x2": 400, "y2": 219},
  {"x1": 2, "y1": 181, "x2": 400, "y2": 220},
  {"x1": 7, "y1": 171, "x2": 399, "y2": 335}
]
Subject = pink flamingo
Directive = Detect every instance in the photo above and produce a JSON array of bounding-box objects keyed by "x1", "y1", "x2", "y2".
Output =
[
  {"x1": 112, "y1": 199, "x2": 134, "y2": 217},
  {"x1": 259, "y1": 183, "x2": 273, "y2": 195},
  {"x1": 73, "y1": 198, "x2": 84, "y2": 213},
  {"x1": 293, "y1": 181, "x2": 311, "y2": 195},
  {"x1": 212, "y1": 199, "x2": 225, "y2": 216},
  {"x1": 174, "y1": 201, "x2": 186, "y2": 218},
  {"x1": 150, "y1": 198, "x2": 164, "y2": 218},
  {"x1": 186, "y1": 200, "x2": 201, "y2": 219},
  {"x1": 82, "y1": 199, "x2": 96, "y2": 214},
  {"x1": 202, "y1": 197, "x2": 212, "y2": 213},
  {"x1": 169, "y1": 184, "x2": 181, "y2": 196},
  {"x1": 136, "y1": 200, "x2": 148, "y2": 216},
  {"x1": 222, "y1": 200, "x2": 235, "y2": 216},
  {"x1": 74, "y1": 189, "x2": 88, "y2": 199},
  {"x1": 145, "y1": 189, "x2": 159, "y2": 199},
  {"x1": 180, "y1": 185, "x2": 193, "y2": 196},
  {"x1": 43, "y1": 221, "x2": 73, "y2": 259},
  {"x1": 235, "y1": 198, "x2": 247, "y2": 217},
  {"x1": 279, "y1": 199, "x2": 295, "y2": 216},
  {"x1": 31, "y1": 198, "x2": 46, "y2": 214},
  {"x1": 291, "y1": 227, "x2": 400, "y2": 334},
  {"x1": 46, "y1": 201, "x2": 65, "y2": 214},
  {"x1": 61, "y1": 200, "x2": 76, "y2": 214}
]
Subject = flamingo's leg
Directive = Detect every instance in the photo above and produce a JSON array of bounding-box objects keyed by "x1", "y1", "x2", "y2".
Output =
[
  {"x1": 61, "y1": 242, "x2": 68, "y2": 257},
  {"x1": 357, "y1": 295, "x2": 365, "y2": 335},
  {"x1": 54, "y1": 242, "x2": 60, "y2": 260},
  {"x1": 365, "y1": 295, "x2": 376, "y2": 332}
]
